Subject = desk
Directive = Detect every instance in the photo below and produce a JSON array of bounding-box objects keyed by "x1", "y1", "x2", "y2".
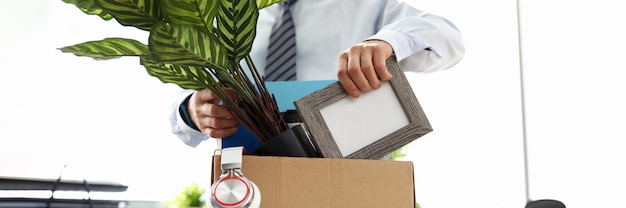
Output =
[
  {"x1": 0, "y1": 176, "x2": 128, "y2": 192},
  {"x1": 0, "y1": 176, "x2": 130, "y2": 208}
]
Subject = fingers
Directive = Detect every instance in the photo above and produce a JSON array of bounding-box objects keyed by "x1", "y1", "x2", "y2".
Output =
[
  {"x1": 199, "y1": 101, "x2": 234, "y2": 118},
  {"x1": 189, "y1": 89, "x2": 239, "y2": 138},
  {"x1": 195, "y1": 88, "x2": 220, "y2": 103},
  {"x1": 338, "y1": 52, "x2": 362, "y2": 98},
  {"x1": 372, "y1": 46, "x2": 393, "y2": 81},
  {"x1": 338, "y1": 40, "x2": 394, "y2": 98},
  {"x1": 359, "y1": 50, "x2": 382, "y2": 89},
  {"x1": 197, "y1": 114, "x2": 238, "y2": 138}
]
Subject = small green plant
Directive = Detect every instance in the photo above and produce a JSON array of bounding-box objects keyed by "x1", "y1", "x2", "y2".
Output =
[
  {"x1": 392, "y1": 145, "x2": 409, "y2": 160},
  {"x1": 168, "y1": 183, "x2": 205, "y2": 208}
]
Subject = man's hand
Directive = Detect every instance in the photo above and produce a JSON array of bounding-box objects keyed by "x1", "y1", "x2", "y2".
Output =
[
  {"x1": 188, "y1": 89, "x2": 239, "y2": 138},
  {"x1": 337, "y1": 40, "x2": 394, "y2": 98}
]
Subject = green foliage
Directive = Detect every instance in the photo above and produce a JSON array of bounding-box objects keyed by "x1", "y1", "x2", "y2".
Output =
[
  {"x1": 141, "y1": 57, "x2": 216, "y2": 90},
  {"x1": 62, "y1": 0, "x2": 113, "y2": 20},
  {"x1": 60, "y1": 0, "x2": 290, "y2": 142},
  {"x1": 92, "y1": 0, "x2": 163, "y2": 31},
  {"x1": 148, "y1": 22, "x2": 229, "y2": 70},
  {"x1": 256, "y1": 0, "x2": 282, "y2": 9},
  {"x1": 161, "y1": 0, "x2": 219, "y2": 32},
  {"x1": 217, "y1": 0, "x2": 259, "y2": 61},
  {"x1": 59, "y1": 38, "x2": 149, "y2": 60},
  {"x1": 168, "y1": 183, "x2": 206, "y2": 208},
  {"x1": 392, "y1": 145, "x2": 409, "y2": 160}
]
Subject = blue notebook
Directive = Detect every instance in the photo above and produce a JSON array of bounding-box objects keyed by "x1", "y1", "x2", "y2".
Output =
[{"x1": 221, "y1": 80, "x2": 336, "y2": 153}]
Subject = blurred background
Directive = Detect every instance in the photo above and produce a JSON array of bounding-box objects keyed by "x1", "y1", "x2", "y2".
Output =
[{"x1": 1, "y1": 0, "x2": 624, "y2": 207}]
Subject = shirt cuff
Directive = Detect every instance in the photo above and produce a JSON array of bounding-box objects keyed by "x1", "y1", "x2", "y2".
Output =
[
  {"x1": 367, "y1": 29, "x2": 431, "y2": 61},
  {"x1": 169, "y1": 91, "x2": 209, "y2": 147},
  {"x1": 179, "y1": 93, "x2": 200, "y2": 131}
]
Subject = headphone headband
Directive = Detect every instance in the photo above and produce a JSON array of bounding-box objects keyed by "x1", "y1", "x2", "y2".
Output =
[{"x1": 221, "y1": 146, "x2": 244, "y2": 170}]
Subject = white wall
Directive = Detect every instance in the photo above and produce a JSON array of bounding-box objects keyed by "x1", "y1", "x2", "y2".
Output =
[
  {"x1": 0, "y1": 0, "x2": 216, "y2": 200},
  {"x1": 519, "y1": 0, "x2": 626, "y2": 207},
  {"x1": 403, "y1": 0, "x2": 626, "y2": 207},
  {"x1": 1, "y1": 0, "x2": 624, "y2": 207},
  {"x1": 402, "y1": 0, "x2": 527, "y2": 207}
]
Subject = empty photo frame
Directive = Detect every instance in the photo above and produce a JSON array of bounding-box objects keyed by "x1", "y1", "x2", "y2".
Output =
[{"x1": 294, "y1": 57, "x2": 432, "y2": 159}]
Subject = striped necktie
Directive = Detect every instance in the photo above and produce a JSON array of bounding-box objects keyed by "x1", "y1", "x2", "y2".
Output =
[{"x1": 265, "y1": 0, "x2": 297, "y2": 81}]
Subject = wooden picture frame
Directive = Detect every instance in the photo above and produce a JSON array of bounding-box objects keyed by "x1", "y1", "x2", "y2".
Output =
[{"x1": 294, "y1": 57, "x2": 432, "y2": 159}]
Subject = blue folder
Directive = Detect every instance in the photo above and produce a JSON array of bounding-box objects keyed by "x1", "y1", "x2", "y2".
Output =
[{"x1": 221, "y1": 80, "x2": 336, "y2": 153}]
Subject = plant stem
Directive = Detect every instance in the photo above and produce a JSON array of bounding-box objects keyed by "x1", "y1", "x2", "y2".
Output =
[{"x1": 209, "y1": 57, "x2": 289, "y2": 144}]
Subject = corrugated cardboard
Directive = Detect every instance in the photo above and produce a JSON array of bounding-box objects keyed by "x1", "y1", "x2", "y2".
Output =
[{"x1": 212, "y1": 155, "x2": 415, "y2": 208}]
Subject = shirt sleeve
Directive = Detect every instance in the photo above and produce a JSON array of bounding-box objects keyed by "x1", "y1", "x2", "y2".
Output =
[
  {"x1": 169, "y1": 90, "x2": 210, "y2": 147},
  {"x1": 368, "y1": 1, "x2": 465, "y2": 73}
]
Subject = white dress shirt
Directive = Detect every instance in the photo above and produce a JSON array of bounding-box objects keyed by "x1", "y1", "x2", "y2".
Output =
[{"x1": 170, "y1": 0, "x2": 466, "y2": 147}]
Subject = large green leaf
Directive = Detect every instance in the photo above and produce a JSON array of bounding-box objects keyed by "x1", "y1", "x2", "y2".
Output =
[
  {"x1": 93, "y1": 0, "x2": 163, "y2": 31},
  {"x1": 217, "y1": 0, "x2": 259, "y2": 61},
  {"x1": 149, "y1": 22, "x2": 228, "y2": 70},
  {"x1": 59, "y1": 38, "x2": 149, "y2": 60},
  {"x1": 141, "y1": 56, "x2": 216, "y2": 90},
  {"x1": 256, "y1": 0, "x2": 282, "y2": 9},
  {"x1": 161, "y1": 0, "x2": 219, "y2": 33},
  {"x1": 62, "y1": 0, "x2": 113, "y2": 20}
]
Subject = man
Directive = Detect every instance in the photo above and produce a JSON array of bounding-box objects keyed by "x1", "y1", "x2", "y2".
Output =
[{"x1": 170, "y1": 0, "x2": 465, "y2": 147}]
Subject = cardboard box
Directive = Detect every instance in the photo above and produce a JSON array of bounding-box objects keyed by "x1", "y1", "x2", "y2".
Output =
[{"x1": 212, "y1": 155, "x2": 415, "y2": 208}]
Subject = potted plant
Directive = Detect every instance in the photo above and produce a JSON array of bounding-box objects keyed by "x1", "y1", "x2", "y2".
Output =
[
  {"x1": 167, "y1": 183, "x2": 205, "y2": 208},
  {"x1": 59, "y1": 0, "x2": 313, "y2": 152}
]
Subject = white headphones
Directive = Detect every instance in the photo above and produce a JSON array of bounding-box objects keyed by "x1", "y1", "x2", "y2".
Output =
[{"x1": 208, "y1": 147, "x2": 261, "y2": 208}]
